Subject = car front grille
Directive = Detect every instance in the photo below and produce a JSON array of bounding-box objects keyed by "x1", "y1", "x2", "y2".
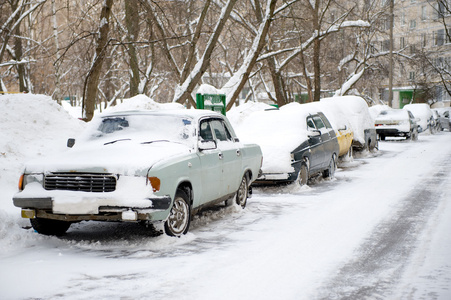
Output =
[{"x1": 44, "y1": 173, "x2": 117, "y2": 192}]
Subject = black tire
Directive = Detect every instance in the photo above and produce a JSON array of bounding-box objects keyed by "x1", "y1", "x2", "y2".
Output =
[
  {"x1": 297, "y1": 162, "x2": 309, "y2": 186},
  {"x1": 235, "y1": 174, "x2": 249, "y2": 208},
  {"x1": 323, "y1": 155, "x2": 337, "y2": 179},
  {"x1": 164, "y1": 190, "x2": 191, "y2": 237},
  {"x1": 346, "y1": 146, "x2": 353, "y2": 160},
  {"x1": 30, "y1": 218, "x2": 71, "y2": 236}
]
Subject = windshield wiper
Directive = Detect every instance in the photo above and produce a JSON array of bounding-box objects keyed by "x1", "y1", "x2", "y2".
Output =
[
  {"x1": 104, "y1": 139, "x2": 131, "y2": 145},
  {"x1": 141, "y1": 139, "x2": 170, "y2": 144}
]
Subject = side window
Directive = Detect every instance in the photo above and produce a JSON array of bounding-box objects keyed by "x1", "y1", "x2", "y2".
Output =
[
  {"x1": 200, "y1": 120, "x2": 213, "y2": 141},
  {"x1": 312, "y1": 115, "x2": 325, "y2": 130},
  {"x1": 318, "y1": 113, "x2": 332, "y2": 129},
  {"x1": 307, "y1": 117, "x2": 316, "y2": 130},
  {"x1": 210, "y1": 120, "x2": 231, "y2": 142}
]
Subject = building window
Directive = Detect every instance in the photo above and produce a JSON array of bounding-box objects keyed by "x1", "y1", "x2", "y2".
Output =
[
  {"x1": 381, "y1": 40, "x2": 390, "y2": 51},
  {"x1": 435, "y1": 29, "x2": 445, "y2": 46},
  {"x1": 400, "y1": 36, "x2": 406, "y2": 48},
  {"x1": 410, "y1": 44, "x2": 416, "y2": 54},
  {"x1": 421, "y1": 6, "x2": 427, "y2": 20},
  {"x1": 409, "y1": 71, "x2": 415, "y2": 80},
  {"x1": 400, "y1": 12, "x2": 406, "y2": 26},
  {"x1": 409, "y1": 20, "x2": 416, "y2": 29},
  {"x1": 421, "y1": 33, "x2": 427, "y2": 47}
]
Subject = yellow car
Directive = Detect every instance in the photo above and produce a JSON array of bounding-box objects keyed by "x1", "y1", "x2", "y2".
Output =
[{"x1": 335, "y1": 126, "x2": 354, "y2": 158}]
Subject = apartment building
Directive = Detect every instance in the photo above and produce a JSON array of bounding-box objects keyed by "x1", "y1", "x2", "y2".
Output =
[{"x1": 383, "y1": 0, "x2": 450, "y2": 108}]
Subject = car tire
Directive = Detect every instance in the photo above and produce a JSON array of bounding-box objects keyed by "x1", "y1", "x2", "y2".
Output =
[
  {"x1": 164, "y1": 190, "x2": 191, "y2": 237},
  {"x1": 323, "y1": 154, "x2": 337, "y2": 179},
  {"x1": 30, "y1": 218, "x2": 71, "y2": 236},
  {"x1": 412, "y1": 128, "x2": 418, "y2": 141},
  {"x1": 235, "y1": 174, "x2": 249, "y2": 208},
  {"x1": 297, "y1": 162, "x2": 309, "y2": 186}
]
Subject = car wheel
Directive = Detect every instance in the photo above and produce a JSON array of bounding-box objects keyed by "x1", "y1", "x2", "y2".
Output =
[
  {"x1": 323, "y1": 154, "x2": 337, "y2": 179},
  {"x1": 164, "y1": 190, "x2": 191, "y2": 237},
  {"x1": 30, "y1": 218, "x2": 71, "y2": 236},
  {"x1": 235, "y1": 174, "x2": 249, "y2": 208},
  {"x1": 297, "y1": 162, "x2": 309, "y2": 186},
  {"x1": 412, "y1": 128, "x2": 418, "y2": 141}
]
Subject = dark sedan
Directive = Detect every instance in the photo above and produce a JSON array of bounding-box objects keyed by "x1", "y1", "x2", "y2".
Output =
[{"x1": 235, "y1": 102, "x2": 340, "y2": 186}]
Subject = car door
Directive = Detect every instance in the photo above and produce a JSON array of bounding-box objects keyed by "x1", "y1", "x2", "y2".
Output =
[
  {"x1": 197, "y1": 119, "x2": 224, "y2": 205},
  {"x1": 318, "y1": 112, "x2": 337, "y2": 166},
  {"x1": 306, "y1": 116, "x2": 324, "y2": 172},
  {"x1": 312, "y1": 114, "x2": 330, "y2": 168},
  {"x1": 209, "y1": 119, "x2": 242, "y2": 196}
]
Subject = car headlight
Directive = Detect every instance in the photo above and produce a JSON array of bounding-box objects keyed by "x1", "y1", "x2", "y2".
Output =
[{"x1": 19, "y1": 173, "x2": 44, "y2": 191}]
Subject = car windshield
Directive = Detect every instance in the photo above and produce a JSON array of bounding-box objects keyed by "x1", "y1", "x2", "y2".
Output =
[{"x1": 89, "y1": 114, "x2": 195, "y2": 147}]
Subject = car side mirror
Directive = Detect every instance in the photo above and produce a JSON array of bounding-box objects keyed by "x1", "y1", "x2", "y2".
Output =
[
  {"x1": 198, "y1": 140, "x2": 217, "y2": 151},
  {"x1": 234, "y1": 137, "x2": 240, "y2": 143},
  {"x1": 308, "y1": 130, "x2": 320, "y2": 138},
  {"x1": 67, "y1": 138, "x2": 75, "y2": 148},
  {"x1": 339, "y1": 125, "x2": 347, "y2": 131}
]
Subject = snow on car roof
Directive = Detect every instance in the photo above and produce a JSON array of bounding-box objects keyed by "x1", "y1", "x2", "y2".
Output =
[
  {"x1": 100, "y1": 108, "x2": 225, "y2": 120},
  {"x1": 234, "y1": 102, "x2": 319, "y2": 174},
  {"x1": 320, "y1": 96, "x2": 374, "y2": 144}
]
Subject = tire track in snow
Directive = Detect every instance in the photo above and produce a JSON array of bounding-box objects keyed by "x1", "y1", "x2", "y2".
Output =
[{"x1": 316, "y1": 154, "x2": 451, "y2": 300}]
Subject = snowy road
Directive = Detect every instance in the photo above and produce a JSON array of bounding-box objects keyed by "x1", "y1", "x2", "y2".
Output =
[{"x1": 1, "y1": 134, "x2": 450, "y2": 300}]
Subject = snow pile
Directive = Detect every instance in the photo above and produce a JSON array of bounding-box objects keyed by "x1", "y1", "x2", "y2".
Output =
[
  {"x1": 320, "y1": 96, "x2": 375, "y2": 144},
  {"x1": 103, "y1": 94, "x2": 184, "y2": 113},
  {"x1": 0, "y1": 94, "x2": 86, "y2": 223},
  {"x1": 227, "y1": 101, "x2": 274, "y2": 126},
  {"x1": 196, "y1": 84, "x2": 224, "y2": 96}
]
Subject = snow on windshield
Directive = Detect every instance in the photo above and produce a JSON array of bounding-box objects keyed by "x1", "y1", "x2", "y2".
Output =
[
  {"x1": 376, "y1": 110, "x2": 408, "y2": 120},
  {"x1": 82, "y1": 114, "x2": 196, "y2": 147}
]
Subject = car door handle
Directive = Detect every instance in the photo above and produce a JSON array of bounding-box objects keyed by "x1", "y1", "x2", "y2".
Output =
[
  {"x1": 218, "y1": 153, "x2": 223, "y2": 160},
  {"x1": 236, "y1": 149, "x2": 241, "y2": 156}
]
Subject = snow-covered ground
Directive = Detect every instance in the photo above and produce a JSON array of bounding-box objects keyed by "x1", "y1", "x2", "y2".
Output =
[{"x1": 1, "y1": 94, "x2": 450, "y2": 299}]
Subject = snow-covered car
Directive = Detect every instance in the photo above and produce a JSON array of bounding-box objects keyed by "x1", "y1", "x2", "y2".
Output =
[
  {"x1": 402, "y1": 103, "x2": 434, "y2": 133},
  {"x1": 435, "y1": 108, "x2": 451, "y2": 131},
  {"x1": 374, "y1": 109, "x2": 419, "y2": 140},
  {"x1": 313, "y1": 102, "x2": 354, "y2": 159},
  {"x1": 235, "y1": 102, "x2": 339, "y2": 185},
  {"x1": 13, "y1": 110, "x2": 263, "y2": 237},
  {"x1": 320, "y1": 96, "x2": 378, "y2": 152}
]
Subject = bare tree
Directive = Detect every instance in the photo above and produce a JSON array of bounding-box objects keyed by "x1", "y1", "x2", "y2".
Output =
[{"x1": 82, "y1": 0, "x2": 114, "y2": 121}]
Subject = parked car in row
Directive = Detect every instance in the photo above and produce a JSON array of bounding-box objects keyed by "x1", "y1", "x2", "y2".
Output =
[
  {"x1": 374, "y1": 109, "x2": 419, "y2": 141},
  {"x1": 433, "y1": 108, "x2": 451, "y2": 131},
  {"x1": 13, "y1": 110, "x2": 263, "y2": 237},
  {"x1": 234, "y1": 102, "x2": 339, "y2": 186},
  {"x1": 403, "y1": 103, "x2": 434, "y2": 133},
  {"x1": 320, "y1": 96, "x2": 378, "y2": 152},
  {"x1": 312, "y1": 102, "x2": 354, "y2": 159}
]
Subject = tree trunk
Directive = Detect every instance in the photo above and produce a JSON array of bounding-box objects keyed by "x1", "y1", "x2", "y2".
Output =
[
  {"x1": 173, "y1": 0, "x2": 237, "y2": 105},
  {"x1": 225, "y1": 0, "x2": 278, "y2": 110},
  {"x1": 125, "y1": 0, "x2": 140, "y2": 97},
  {"x1": 83, "y1": 0, "x2": 114, "y2": 121}
]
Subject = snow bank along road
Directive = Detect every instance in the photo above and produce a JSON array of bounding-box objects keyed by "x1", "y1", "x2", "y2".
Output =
[{"x1": 1, "y1": 134, "x2": 450, "y2": 300}]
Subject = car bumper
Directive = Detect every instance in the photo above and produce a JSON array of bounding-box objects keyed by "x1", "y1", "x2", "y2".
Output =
[
  {"x1": 376, "y1": 128, "x2": 410, "y2": 137},
  {"x1": 13, "y1": 188, "x2": 172, "y2": 222}
]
